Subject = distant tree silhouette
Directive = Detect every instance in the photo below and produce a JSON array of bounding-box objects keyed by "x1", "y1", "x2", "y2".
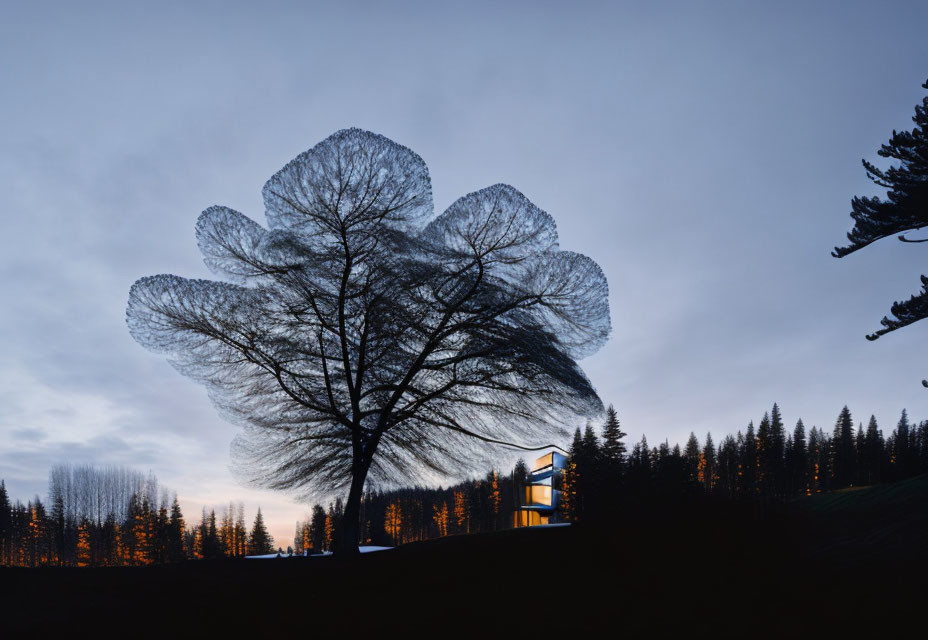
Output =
[
  {"x1": 831, "y1": 406, "x2": 857, "y2": 488},
  {"x1": 894, "y1": 409, "x2": 913, "y2": 479},
  {"x1": 740, "y1": 422, "x2": 758, "y2": 499},
  {"x1": 684, "y1": 432, "x2": 700, "y2": 486},
  {"x1": 308, "y1": 505, "x2": 327, "y2": 553},
  {"x1": 769, "y1": 403, "x2": 786, "y2": 498},
  {"x1": 626, "y1": 435, "x2": 652, "y2": 497},
  {"x1": 247, "y1": 508, "x2": 274, "y2": 556},
  {"x1": 167, "y1": 497, "x2": 186, "y2": 562},
  {"x1": 601, "y1": 405, "x2": 628, "y2": 470},
  {"x1": 716, "y1": 435, "x2": 739, "y2": 500},
  {"x1": 787, "y1": 419, "x2": 808, "y2": 496},
  {"x1": 700, "y1": 433, "x2": 716, "y2": 493},
  {"x1": 562, "y1": 428, "x2": 585, "y2": 521},
  {"x1": 861, "y1": 415, "x2": 883, "y2": 485},
  {"x1": 0, "y1": 482, "x2": 11, "y2": 565}
]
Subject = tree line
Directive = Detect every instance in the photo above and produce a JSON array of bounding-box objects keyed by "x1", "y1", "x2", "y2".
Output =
[
  {"x1": 564, "y1": 403, "x2": 928, "y2": 522},
  {"x1": 4, "y1": 402, "x2": 927, "y2": 564},
  {"x1": 292, "y1": 469, "x2": 513, "y2": 554},
  {"x1": 293, "y1": 402, "x2": 928, "y2": 550},
  {"x1": 0, "y1": 464, "x2": 277, "y2": 567}
]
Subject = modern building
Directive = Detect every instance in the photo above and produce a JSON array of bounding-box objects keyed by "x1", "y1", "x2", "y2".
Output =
[{"x1": 513, "y1": 451, "x2": 567, "y2": 527}]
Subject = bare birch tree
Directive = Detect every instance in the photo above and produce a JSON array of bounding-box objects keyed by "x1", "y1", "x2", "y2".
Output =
[{"x1": 127, "y1": 128, "x2": 610, "y2": 555}]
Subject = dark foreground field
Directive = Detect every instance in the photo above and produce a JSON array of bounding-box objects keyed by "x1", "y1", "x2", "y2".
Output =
[{"x1": 3, "y1": 476, "x2": 926, "y2": 635}]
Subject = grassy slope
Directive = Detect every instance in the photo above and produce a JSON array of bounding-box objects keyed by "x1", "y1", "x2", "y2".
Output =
[
  {"x1": 2, "y1": 477, "x2": 925, "y2": 635},
  {"x1": 791, "y1": 474, "x2": 928, "y2": 563}
]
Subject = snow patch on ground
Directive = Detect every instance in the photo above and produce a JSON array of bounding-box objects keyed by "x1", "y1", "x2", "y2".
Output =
[{"x1": 245, "y1": 545, "x2": 393, "y2": 559}]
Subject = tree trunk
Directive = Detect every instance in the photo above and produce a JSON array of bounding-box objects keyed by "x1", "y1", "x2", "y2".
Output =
[{"x1": 334, "y1": 460, "x2": 369, "y2": 558}]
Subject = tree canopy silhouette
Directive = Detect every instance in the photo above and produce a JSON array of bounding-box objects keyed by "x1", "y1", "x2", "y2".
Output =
[
  {"x1": 833, "y1": 78, "x2": 928, "y2": 381},
  {"x1": 126, "y1": 128, "x2": 610, "y2": 554}
]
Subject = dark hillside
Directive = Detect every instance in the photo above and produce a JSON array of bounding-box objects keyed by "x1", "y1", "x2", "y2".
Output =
[
  {"x1": 2, "y1": 477, "x2": 925, "y2": 635},
  {"x1": 791, "y1": 473, "x2": 928, "y2": 558}
]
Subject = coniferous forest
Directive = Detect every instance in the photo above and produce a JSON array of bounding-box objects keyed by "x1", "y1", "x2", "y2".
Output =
[
  {"x1": 4, "y1": 403, "x2": 927, "y2": 565},
  {"x1": 3, "y1": 403, "x2": 926, "y2": 635},
  {"x1": 0, "y1": 465, "x2": 277, "y2": 568}
]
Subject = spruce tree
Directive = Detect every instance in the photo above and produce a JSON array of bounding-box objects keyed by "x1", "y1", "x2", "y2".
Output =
[
  {"x1": 601, "y1": 405, "x2": 628, "y2": 469},
  {"x1": 863, "y1": 415, "x2": 883, "y2": 485},
  {"x1": 741, "y1": 422, "x2": 758, "y2": 499},
  {"x1": 626, "y1": 436, "x2": 651, "y2": 497},
  {"x1": 580, "y1": 423, "x2": 604, "y2": 517},
  {"x1": 801, "y1": 425, "x2": 824, "y2": 494},
  {"x1": 855, "y1": 422, "x2": 866, "y2": 485},
  {"x1": 684, "y1": 432, "x2": 700, "y2": 484},
  {"x1": 756, "y1": 412, "x2": 773, "y2": 499},
  {"x1": 0, "y1": 481, "x2": 10, "y2": 566},
  {"x1": 203, "y1": 509, "x2": 222, "y2": 559},
  {"x1": 247, "y1": 508, "x2": 274, "y2": 556},
  {"x1": 309, "y1": 504, "x2": 327, "y2": 553},
  {"x1": 769, "y1": 403, "x2": 786, "y2": 497},
  {"x1": 716, "y1": 435, "x2": 739, "y2": 500},
  {"x1": 831, "y1": 406, "x2": 857, "y2": 488},
  {"x1": 894, "y1": 409, "x2": 911, "y2": 478},
  {"x1": 701, "y1": 433, "x2": 716, "y2": 493},
  {"x1": 790, "y1": 419, "x2": 808, "y2": 496},
  {"x1": 564, "y1": 428, "x2": 585, "y2": 521},
  {"x1": 581, "y1": 423, "x2": 601, "y2": 462},
  {"x1": 167, "y1": 497, "x2": 186, "y2": 562}
]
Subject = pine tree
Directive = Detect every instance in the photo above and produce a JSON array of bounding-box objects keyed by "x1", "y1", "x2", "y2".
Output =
[
  {"x1": 756, "y1": 412, "x2": 772, "y2": 498},
  {"x1": 154, "y1": 502, "x2": 170, "y2": 564},
  {"x1": 863, "y1": 415, "x2": 883, "y2": 485},
  {"x1": 769, "y1": 403, "x2": 786, "y2": 498},
  {"x1": 716, "y1": 435, "x2": 739, "y2": 500},
  {"x1": 740, "y1": 422, "x2": 758, "y2": 498},
  {"x1": 310, "y1": 504, "x2": 327, "y2": 553},
  {"x1": 582, "y1": 423, "x2": 601, "y2": 463},
  {"x1": 331, "y1": 498, "x2": 344, "y2": 548},
  {"x1": 580, "y1": 423, "x2": 603, "y2": 518},
  {"x1": 808, "y1": 427, "x2": 825, "y2": 493},
  {"x1": 488, "y1": 470, "x2": 501, "y2": 529},
  {"x1": 324, "y1": 506, "x2": 335, "y2": 552},
  {"x1": 0, "y1": 481, "x2": 10, "y2": 566},
  {"x1": 790, "y1": 419, "x2": 808, "y2": 496},
  {"x1": 563, "y1": 428, "x2": 585, "y2": 521},
  {"x1": 247, "y1": 508, "x2": 274, "y2": 556},
  {"x1": 832, "y1": 79, "x2": 928, "y2": 388},
  {"x1": 699, "y1": 433, "x2": 716, "y2": 493},
  {"x1": 234, "y1": 503, "x2": 247, "y2": 557},
  {"x1": 167, "y1": 497, "x2": 186, "y2": 562},
  {"x1": 512, "y1": 458, "x2": 529, "y2": 512},
  {"x1": 601, "y1": 404, "x2": 628, "y2": 469},
  {"x1": 831, "y1": 406, "x2": 857, "y2": 488},
  {"x1": 684, "y1": 432, "x2": 700, "y2": 485},
  {"x1": 201, "y1": 509, "x2": 222, "y2": 559},
  {"x1": 894, "y1": 409, "x2": 911, "y2": 479}
]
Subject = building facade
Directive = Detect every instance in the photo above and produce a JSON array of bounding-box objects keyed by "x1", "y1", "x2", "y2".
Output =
[{"x1": 513, "y1": 451, "x2": 567, "y2": 527}]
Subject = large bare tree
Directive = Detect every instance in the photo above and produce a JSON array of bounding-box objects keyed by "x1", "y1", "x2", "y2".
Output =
[{"x1": 127, "y1": 129, "x2": 610, "y2": 555}]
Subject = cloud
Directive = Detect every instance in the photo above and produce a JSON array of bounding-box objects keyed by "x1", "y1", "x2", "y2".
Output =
[{"x1": 10, "y1": 428, "x2": 45, "y2": 442}]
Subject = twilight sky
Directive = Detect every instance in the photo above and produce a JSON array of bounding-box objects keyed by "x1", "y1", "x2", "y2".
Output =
[{"x1": 2, "y1": 1, "x2": 927, "y2": 544}]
